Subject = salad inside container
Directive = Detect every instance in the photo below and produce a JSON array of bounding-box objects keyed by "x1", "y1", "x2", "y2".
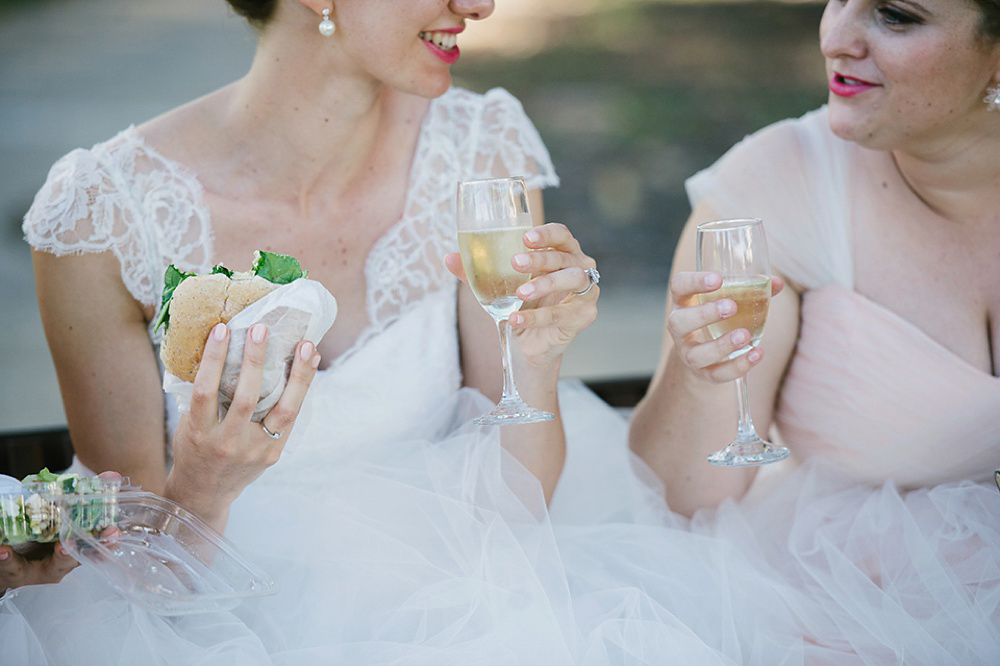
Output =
[{"x1": 1, "y1": 470, "x2": 276, "y2": 615}]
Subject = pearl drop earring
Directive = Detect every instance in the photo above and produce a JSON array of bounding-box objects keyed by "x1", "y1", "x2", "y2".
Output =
[{"x1": 318, "y1": 8, "x2": 335, "y2": 37}]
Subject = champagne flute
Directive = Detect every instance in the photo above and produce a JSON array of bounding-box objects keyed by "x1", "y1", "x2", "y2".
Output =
[
  {"x1": 456, "y1": 176, "x2": 554, "y2": 426},
  {"x1": 696, "y1": 218, "x2": 789, "y2": 466}
]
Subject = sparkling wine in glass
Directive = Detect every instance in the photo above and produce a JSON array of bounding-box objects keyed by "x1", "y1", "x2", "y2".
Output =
[
  {"x1": 696, "y1": 218, "x2": 789, "y2": 466},
  {"x1": 456, "y1": 176, "x2": 554, "y2": 426}
]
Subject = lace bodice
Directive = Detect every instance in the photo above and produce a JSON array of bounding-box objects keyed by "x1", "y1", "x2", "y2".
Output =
[
  {"x1": 23, "y1": 87, "x2": 558, "y2": 461},
  {"x1": 24, "y1": 87, "x2": 556, "y2": 348}
]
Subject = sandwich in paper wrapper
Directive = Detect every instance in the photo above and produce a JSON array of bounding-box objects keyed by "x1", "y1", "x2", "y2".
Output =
[{"x1": 155, "y1": 251, "x2": 337, "y2": 421}]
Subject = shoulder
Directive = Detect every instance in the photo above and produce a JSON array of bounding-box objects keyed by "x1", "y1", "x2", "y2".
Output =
[
  {"x1": 432, "y1": 86, "x2": 526, "y2": 117},
  {"x1": 23, "y1": 127, "x2": 210, "y2": 308},
  {"x1": 432, "y1": 87, "x2": 558, "y2": 188},
  {"x1": 427, "y1": 86, "x2": 535, "y2": 140},
  {"x1": 22, "y1": 128, "x2": 142, "y2": 245},
  {"x1": 718, "y1": 107, "x2": 840, "y2": 173},
  {"x1": 686, "y1": 107, "x2": 849, "y2": 205}
]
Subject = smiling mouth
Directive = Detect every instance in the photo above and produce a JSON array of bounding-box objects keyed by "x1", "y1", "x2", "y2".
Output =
[
  {"x1": 835, "y1": 73, "x2": 875, "y2": 86},
  {"x1": 419, "y1": 31, "x2": 458, "y2": 51}
]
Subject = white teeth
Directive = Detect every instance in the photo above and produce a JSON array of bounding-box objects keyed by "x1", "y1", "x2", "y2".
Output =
[{"x1": 419, "y1": 31, "x2": 457, "y2": 51}]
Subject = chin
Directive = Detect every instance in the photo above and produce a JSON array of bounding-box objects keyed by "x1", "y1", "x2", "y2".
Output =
[
  {"x1": 399, "y1": 71, "x2": 452, "y2": 100},
  {"x1": 826, "y1": 105, "x2": 877, "y2": 147}
]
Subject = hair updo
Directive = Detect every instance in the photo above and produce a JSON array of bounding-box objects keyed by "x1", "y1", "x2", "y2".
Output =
[
  {"x1": 971, "y1": 0, "x2": 1000, "y2": 42},
  {"x1": 226, "y1": 0, "x2": 278, "y2": 27}
]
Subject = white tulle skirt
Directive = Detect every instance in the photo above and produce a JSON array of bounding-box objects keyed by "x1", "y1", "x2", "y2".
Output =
[{"x1": 2, "y1": 382, "x2": 998, "y2": 665}]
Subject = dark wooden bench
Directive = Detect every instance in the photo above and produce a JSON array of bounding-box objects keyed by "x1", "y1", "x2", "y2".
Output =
[
  {"x1": 0, "y1": 376, "x2": 653, "y2": 479},
  {"x1": 0, "y1": 426, "x2": 75, "y2": 479}
]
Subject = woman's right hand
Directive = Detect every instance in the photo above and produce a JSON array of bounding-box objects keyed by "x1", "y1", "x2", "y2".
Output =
[
  {"x1": 164, "y1": 322, "x2": 320, "y2": 530},
  {"x1": 666, "y1": 271, "x2": 784, "y2": 384}
]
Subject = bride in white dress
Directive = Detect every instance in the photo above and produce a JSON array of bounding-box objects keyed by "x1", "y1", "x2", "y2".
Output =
[{"x1": 2, "y1": 1, "x2": 823, "y2": 664}]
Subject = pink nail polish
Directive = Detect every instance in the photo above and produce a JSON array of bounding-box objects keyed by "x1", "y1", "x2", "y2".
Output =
[
  {"x1": 213, "y1": 323, "x2": 227, "y2": 340},
  {"x1": 512, "y1": 254, "x2": 530, "y2": 269},
  {"x1": 748, "y1": 350, "x2": 761, "y2": 363},
  {"x1": 525, "y1": 230, "x2": 540, "y2": 244},
  {"x1": 251, "y1": 323, "x2": 266, "y2": 343},
  {"x1": 300, "y1": 341, "x2": 314, "y2": 361}
]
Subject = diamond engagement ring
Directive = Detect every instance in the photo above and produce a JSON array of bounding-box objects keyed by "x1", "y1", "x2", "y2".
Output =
[
  {"x1": 261, "y1": 421, "x2": 283, "y2": 440},
  {"x1": 574, "y1": 268, "x2": 600, "y2": 296}
]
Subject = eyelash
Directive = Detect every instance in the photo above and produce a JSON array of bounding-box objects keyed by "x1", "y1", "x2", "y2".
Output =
[{"x1": 877, "y1": 5, "x2": 922, "y2": 27}]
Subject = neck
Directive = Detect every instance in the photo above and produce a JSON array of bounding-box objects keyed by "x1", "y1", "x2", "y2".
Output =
[
  {"x1": 891, "y1": 121, "x2": 1000, "y2": 223},
  {"x1": 215, "y1": 27, "x2": 399, "y2": 204}
]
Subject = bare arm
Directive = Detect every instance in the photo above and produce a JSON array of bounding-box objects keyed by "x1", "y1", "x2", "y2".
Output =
[
  {"x1": 451, "y1": 190, "x2": 598, "y2": 504},
  {"x1": 628, "y1": 203, "x2": 799, "y2": 516},
  {"x1": 33, "y1": 250, "x2": 170, "y2": 490}
]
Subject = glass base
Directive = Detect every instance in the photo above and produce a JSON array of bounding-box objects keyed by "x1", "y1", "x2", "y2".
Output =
[
  {"x1": 707, "y1": 438, "x2": 790, "y2": 467},
  {"x1": 474, "y1": 398, "x2": 555, "y2": 426}
]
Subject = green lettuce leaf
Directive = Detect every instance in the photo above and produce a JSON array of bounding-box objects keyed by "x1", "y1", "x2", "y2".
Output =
[
  {"x1": 252, "y1": 250, "x2": 307, "y2": 285},
  {"x1": 153, "y1": 264, "x2": 196, "y2": 333}
]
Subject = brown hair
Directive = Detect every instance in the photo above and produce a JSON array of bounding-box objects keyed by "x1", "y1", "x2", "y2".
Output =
[
  {"x1": 970, "y1": 0, "x2": 1000, "y2": 41},
  {"x1": 226, "y1": 0, "x2": 278, "y2": 27}
]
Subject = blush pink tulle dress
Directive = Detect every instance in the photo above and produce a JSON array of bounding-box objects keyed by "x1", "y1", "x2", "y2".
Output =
[{"x1": 685, "y1": 106, "x2": 1000, "y2": 664}]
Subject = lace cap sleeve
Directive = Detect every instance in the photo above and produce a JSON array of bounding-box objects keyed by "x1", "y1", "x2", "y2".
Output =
[
  {"x1": 467, "y1": 88, "x2": 560, "y2": 191},
  {"x1": 23, "y1": 148, "x2": 130, "y2": 255},
  {"x1": 685, "y1": 107, "x2": 853, "y2": 292},
  {"x1": 22, "y1": 131, "x2": 213, "y2": 310}
]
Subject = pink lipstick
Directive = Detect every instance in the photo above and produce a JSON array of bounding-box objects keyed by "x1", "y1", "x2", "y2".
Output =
[
  {"x1": 829, "y1": 72, "x2": 879, "y2": 97},
  {"x1": 419, "y1": 28, "x2": 462, "y2": 65}
]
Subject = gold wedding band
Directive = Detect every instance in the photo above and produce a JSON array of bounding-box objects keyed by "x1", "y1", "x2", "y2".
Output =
[
  {"x1": 261, "y1": 421, "x2": 283, "y2": 440},
  {"x1": 574, "y1": 268, "x2": 601, "y2": 296}
]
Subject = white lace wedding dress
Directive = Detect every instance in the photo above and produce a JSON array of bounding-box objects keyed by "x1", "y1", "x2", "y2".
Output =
[{"x1": 4, "y1": 87, "x2": 813, "y2": 665}]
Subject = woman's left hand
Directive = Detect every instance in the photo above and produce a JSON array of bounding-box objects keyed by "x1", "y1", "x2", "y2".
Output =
[{"x1": 447, "y1": 222, "x2": 599, "y2": 366}]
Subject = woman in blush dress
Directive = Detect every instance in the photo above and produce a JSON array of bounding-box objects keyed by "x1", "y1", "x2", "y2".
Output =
[{"x1": 630, "y1": 0, "x2": 1000, "y2": 661}]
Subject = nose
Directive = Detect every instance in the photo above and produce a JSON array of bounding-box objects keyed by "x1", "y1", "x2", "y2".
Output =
[
  {"x1": 450, "y1": 0, "x2": 495, "y2": 21},
  {"x1": 819, "y1": 0, "x2": 866, "y2": 61}
]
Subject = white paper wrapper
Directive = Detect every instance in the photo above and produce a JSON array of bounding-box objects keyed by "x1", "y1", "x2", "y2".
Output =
[{"x1": 162, "y1": 278, "x2": 337, "y2": 422}]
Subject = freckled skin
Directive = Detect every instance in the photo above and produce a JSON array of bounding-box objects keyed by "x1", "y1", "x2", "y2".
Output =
[{"x1": 820, "y1": 0, "x2": 1000, "y2": 152}]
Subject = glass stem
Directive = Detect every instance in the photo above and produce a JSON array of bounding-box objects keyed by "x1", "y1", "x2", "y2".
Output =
[
  {"x1": 496, "y1": 318, "x2": 520, "y2": 403},
  {"x1": 734, "y1": 375, "x2": 759, "y2": 442}
]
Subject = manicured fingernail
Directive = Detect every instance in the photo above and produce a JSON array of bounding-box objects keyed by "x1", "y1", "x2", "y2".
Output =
[
  {"x1": 717, "y1": 300, "x2": 735, "y2": 317},
  {"x1": 299, "y1": 341, "x2": 314, "y2": 361},
  {"x1": 213, "y1": 323, "x2": 227, "y2": 340},
  {"x1": 518, "y1": 283, "x2": 535, "y2": 298},
  {"x1": 512, "y1": 254, "x2": 530, "y2": 269},
  {"x1": 524, "y1": 230, "x2": 540, "y2": 244},
  {"x1": 704, "y1": 273, "x2": 721, "y2": 289},
  {"x1": 730, "y1": 330, "x2": 749, "y2": 346},
  {"x1": 748, "y1": 350, "x2": 762, "y2": 363},
  {"x1": 251, "y1": 323, "x2": 266, "y2": 343},
  {"x1": 510, "y1": 313, "x2": 524, "y2": 326}
]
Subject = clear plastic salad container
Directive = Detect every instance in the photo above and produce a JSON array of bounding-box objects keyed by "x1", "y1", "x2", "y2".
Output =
[
  {"x1": 1, "y1": 471, "x2": 277, "y2": 615},
  {"x1": 0, "y1": 470, "x2": 122, "y2": 546}
]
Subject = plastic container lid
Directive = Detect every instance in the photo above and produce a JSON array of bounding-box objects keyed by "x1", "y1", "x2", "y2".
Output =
[{"x1": 1, "y1": 473, "x2": 276, "y2": 615}]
